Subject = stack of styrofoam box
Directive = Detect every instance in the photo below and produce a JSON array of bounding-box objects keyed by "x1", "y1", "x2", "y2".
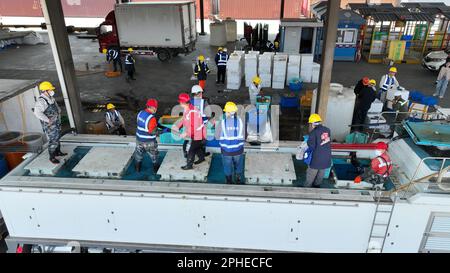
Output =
[
  {"x1": 234, "y1": 50, "x2": 245, "y2": 76},
  {"x1": 286, "y1": 54, "x2": 301, "y2": 85},
  {"x1": 300, "y1": 54, "x2": 313, "y2": 83},
  {"x1": 311, "y1": 63, "x2": 320, "y2": 83},
  {"x1": 226, "y1": 53, "x2": 243, "y2": 90},
  {"x1": 245, "y1": 52, "x2": 259, "y2": 87},
  {"x1": 272, "y1": 54, "x2": 287, "y2": 89},
  {"x1": 368, "y1": 99, "x2": 383, "y2": 114},
  {"x1": 258, "y1": 54, "x2": 273, "y2": 88}
]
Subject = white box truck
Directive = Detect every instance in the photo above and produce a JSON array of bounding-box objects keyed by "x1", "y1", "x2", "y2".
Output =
[{"x1": 97, "y1": 1, "x2": 197, "y2": 62}]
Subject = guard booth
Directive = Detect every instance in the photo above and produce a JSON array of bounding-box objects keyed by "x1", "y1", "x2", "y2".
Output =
[
  {"x1": 311, "y1": 1, "x2": 366, "y2": 62},
  {"x1": 278, "y1": 19, "x2": 323, "y2": 55},
  {"x1": 349, "y1": 3, "x2": 435, "y2": 64}
]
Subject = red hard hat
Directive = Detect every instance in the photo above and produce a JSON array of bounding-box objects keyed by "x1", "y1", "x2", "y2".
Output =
[
  {"x1": 146, "y1": 99, "x2": 158, "y2": 109},
  {"x1": 178, "y1": 93, "x2": 190, "y2": 103},
  {"x1": 375, "y1": 142, "x2": 388, "y2": 151},
  {"x1": 362, "y1": 77, "x2": 370, "y2": 86}
]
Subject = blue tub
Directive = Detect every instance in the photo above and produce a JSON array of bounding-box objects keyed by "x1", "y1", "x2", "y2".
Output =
[
  {"x1": 0, "y1": 154, "x2": 9, "y2": 178},
  {"x1": 288, "y1": 78, "x2": 303, "y2": 92}
]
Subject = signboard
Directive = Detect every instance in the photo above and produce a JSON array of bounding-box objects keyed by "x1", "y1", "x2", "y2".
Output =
[{"x1": 388, "y1": 40, "x2": 406, "y2": 61}]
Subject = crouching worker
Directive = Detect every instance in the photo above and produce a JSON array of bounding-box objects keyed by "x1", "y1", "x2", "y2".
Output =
[
  {"x1": 219, "y1": 102, "x2": 245, "y2": 184},
  {"x1": 354, "y1": 142, "x2": 392, "y2": 187},
  {"x1": 134, "y1": 99, "x2": 160, "y2": 173},
  {"x1": 105, "y1": 103, "x2": 126, "y2": 135}
]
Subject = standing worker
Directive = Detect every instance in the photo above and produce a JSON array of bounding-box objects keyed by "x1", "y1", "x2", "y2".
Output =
[
  {"x1": 194, "y1": 55, "x2": 210, "y2": 91},
  {"x1": 219, "y1": 102, "x2": 245, "y2": 185},
  {"x1": 174, "y1": 93, "x2": 206, "y2": 170},
  {"x1": 105, "y1": 103, "x2": 126, "y2": 135},
  {"x1": 304, "y1": 114, "x2": 332, "y2": 188},
  {"x1": 106, "y1": 47, "x2": 122, "y2": 73},
  {"x1": 125, "y1": 48, "x2": 136, "y2": 82},
  {"x1": 33, "y1": 81, "x2": 67, "y2": 164},
  {"x1": 354, "y1": 76, "x2": 369, "y2": 97},
  {"x1": 249, "y1": 76, "x2": 262, "y2": 105},
  {"x1": 352, "y1": 78, "x2": 377, "y2": 132},
  {"x1": 134, "y1": 99, "x2": 160, "y2": 173},
  {"x1": 434, "y1": 61, "x2": 450, "y2": 99},
  {"x1": 379, "y1": 67, "x2": 400, "y2": 101},
  {"x1": 190, "y1": 85, "x2": 211, "y2": 157},
  {"x1": 215, "y1": 47, "x2": 228, "y2": 85}
]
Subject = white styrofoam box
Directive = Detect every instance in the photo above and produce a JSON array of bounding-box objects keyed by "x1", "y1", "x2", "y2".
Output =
[
  {"x1": 227, "y1": 54, "x2": 241, "y2": 73},
  {"x1": 272, "y1": 81, "x2": 285, "y2": 89},
  {"x1": 260, "y1": 73, "x2": 272, "y2": 88},
  {"x1": 245, "y1": 53, "x2": 258, "y2": 87},
  {"x1": 311, "y1": 63, "x2": 320, "y2": 83},
  {"x1": 286, "y1": 64, "x2": 300, "y2": 85},
  {"x1": 301, "y1": 64, "x2": 312, "y2": 83},
  {"x1": 368, "y1": 99, "x2": 383, "y2": 114},
  {"x1": 386, "y1": 89, "x2": 409, "y2": 101},
  {"x1": 258, "y1": 54, "x2": 273, "y2": 74},
  {"x1": 301, "y1": 54, "x2": 313, "y2": 66},
  {"x1": 288, "y1": 54, "x2": 301, "y2": 64}
]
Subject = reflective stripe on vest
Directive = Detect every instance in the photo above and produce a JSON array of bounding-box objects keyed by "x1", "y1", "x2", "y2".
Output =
[
  {"x1": 136, "y1": 111, "x2": 156, "y2": 141},
  {"x1": 381, "y1": 75, "x2": 395, "y2": 92},
  {"x1": 376, "y1": 156, "x2": 392, "y2": 177},
  {"x1": 108, "y1": 49, "x2": 119, "y2": 60},
  {"x1": 191, "y1": 98, "x2": 208, "y2": 124},
  {"x1": 125, "y1": 54, "x2": 134, "y2": 65},
  {"x1": 105, "y1": 110, "x2": 120, "y2": 130},
  {"x1": 220, "y1": 116, "x2": 244, "y2": 153},
  {"x1": 217, "y1": 52, "x2": 227, "y2": 66}
]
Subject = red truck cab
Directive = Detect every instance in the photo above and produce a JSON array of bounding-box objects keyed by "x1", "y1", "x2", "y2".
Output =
[{"x1": 96, "y1": 11, "x2": 119, "y2": 53}]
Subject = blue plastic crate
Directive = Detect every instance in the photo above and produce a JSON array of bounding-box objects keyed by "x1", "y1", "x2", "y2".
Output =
[
  {"x1": 280, "y1": 94, "x2": 299, "y2": 108},
  {"x1": 288, "y1": 78, "x2": 303, "y2": 92},
  {"x1": 159, "y1": 132, "x2": 184, "y2": 144}
]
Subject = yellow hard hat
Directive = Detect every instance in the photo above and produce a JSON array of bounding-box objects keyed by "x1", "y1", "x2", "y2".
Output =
[
  {"x1": 198, "y1": 55, "x2": 205, "y2": 62},
  {"x1": 218, "y1": 47, "x2": 223, "y2": 51},
  {"x1": 224, "y1": 102, "x2": 238, "y2": 113},
  {"x1": 39, "y1": 81, "x2": 55, "y2": 92},
  {"x1": 389, "y1": 67, "x2": 397, "y2": 73},
  {"x1": 308, "y1": 113, "x2": 322, "y2": 124},
  {"x1": 252, "y1": 76, "x2": 261, "y2": 85},
  {"x1": 102, "y1": 48, "x2": 107, "y2": 54},
  {"x1": 369, "y1": 79, "x2": 376, "y2": 85},
  {"x1": 128, "y1": 48, "x2": 133, "y2": 52},
  {"x1": 106, "y1": 103, "x2": 115, "y2": 110}
]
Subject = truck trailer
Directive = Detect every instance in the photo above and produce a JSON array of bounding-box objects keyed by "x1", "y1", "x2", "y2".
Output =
[{"x1": 97, "y1": 1, "x2": 197, "y2": 62}]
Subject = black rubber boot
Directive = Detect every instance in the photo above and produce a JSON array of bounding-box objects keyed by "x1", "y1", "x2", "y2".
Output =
[
  {"x1": 181, "y1": 165, "x2": 193, "y2": 170},
  {"x1": 135, "y1": 161, "x2": 142, "y2": 173},
  {"x1": 153, "y1": 163, "x2": 159, "y2": 173},
  {"x1": 49, "y1": 153, "x2": 60, "y2": 164},
  {"x1": 55, "y1": 146, "x2": 67, "y2": 156},
  {"x1": 236, "y1": 175, "x2": 242, "y2": 185},
  {"x1": 226, "y1": 176, "x2": 232, "y2": 184},
  {"x1": 194, "y1": 159, "x2": 205, "y2": 165}
]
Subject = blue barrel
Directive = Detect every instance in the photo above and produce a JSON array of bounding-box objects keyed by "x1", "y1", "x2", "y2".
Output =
[
  {"x1": 289, "y1": 78, "x2": 303, "y2": 92},
  {"x1": 422, "y1": 96, "x2": 438, "y2": 106},
  {"x1": 0, "y1": 154, "x2": 9, "y2": 178}
]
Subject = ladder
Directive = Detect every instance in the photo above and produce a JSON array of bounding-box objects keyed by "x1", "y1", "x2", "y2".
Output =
[{"x1": 366, "y1": 189, "x2": 398, "y2": 253}]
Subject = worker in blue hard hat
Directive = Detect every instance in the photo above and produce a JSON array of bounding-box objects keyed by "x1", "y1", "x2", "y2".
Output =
[{"x1": 304, "y1": 114, "x2": 332, "y2": 188}]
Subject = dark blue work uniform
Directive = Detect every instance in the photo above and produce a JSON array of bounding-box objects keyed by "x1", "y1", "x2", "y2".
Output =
[{"x1": 305, "y1": 124, "x2": 332, "y2": 187}]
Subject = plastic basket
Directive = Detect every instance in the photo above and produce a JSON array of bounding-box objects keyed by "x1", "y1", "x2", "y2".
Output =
[
  {"x1": 280, "y1": 93, "x2": 299, "y2": 108},
  {"x1": 256, "y1": 95, "x2": 271, "y2": 112},
  {"x1": 288, "y1": 78, "x2": 303, "y2": 92}
]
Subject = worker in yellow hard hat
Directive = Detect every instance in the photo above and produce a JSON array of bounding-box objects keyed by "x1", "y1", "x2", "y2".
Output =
[
  {"x1": 33, "y1": 81, "x2": 67, "y2": 164},
  {"x1": 304, "y1": 113, "x2": 332, "y2": 188},
  {"x1": 248, "y1": 76, "x2": 262, "y2": 105},
  {"x1": 219, "y1": 102, "x2": 244, "y2": 184},
  {"x1": 105, "y1": 103, "x2": 126, "y2": 135},
  {"x1": 215, "y1": 47, "x2": 229, "y2": 85},
  {"x1": 194, "y1": 55, "x2": 210, "y2": 91},
  {"x1": 379, "y1": 66, "x2": 400, "y2": 102},
  {"x1": 125, "y1": 47, "x2": 136, "y2": 82}
]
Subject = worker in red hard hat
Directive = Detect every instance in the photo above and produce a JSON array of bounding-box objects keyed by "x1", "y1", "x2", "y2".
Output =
[
  {"x1": 354, "y1": 77, "x2": 370, "y2": 97},
  {"x1": 354, "y1": 142, "x2": 393, "y2": 187},
  {"x1": 174, "y1": 93, "x2": 207, "y2": 170},
  {"x1": 352, "y1": 76, "x2": 376, "y2": 132},
  {"x1": 134, "y1": 98, "x2": 160, "y2": 173}
]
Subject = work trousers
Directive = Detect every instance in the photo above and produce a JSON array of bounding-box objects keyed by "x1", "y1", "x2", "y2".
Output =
[
  {"x1": 304, "y1": 167, "x2": 326, "y2": 188},
  {"x1": 186, "y1": 140, "x2": 205, "y2": 167},
  {"x1": 134, "y1": 140, "x2": 159, "y2": 164},
  {"x1": 42, "y1": 120, "x2": 61, "y2": 156},
  {"x1": 126, "y1": 65, "x2": 135, "y2": 80},
  {"x1": 198, "y1": 80, "x2": 206, "y2": 90},
  {"x1": 436, "y1": 79, "x2": 448, "y2": 97},
  {"x1": 222, "y1": 154, "x2": 244, "y2": 176},
  {"x1": 109, "y1": 126, "x2": 126, "y2": 136},
  {"x1": 352, "y1": 107, "x2": 369, "y2": 132},
  {"x1": 113, "y1": 58, "x2": 123, "y2": 72},
  {"x1": 217, "y1": 66, "x2": 226, "y2": 84}
]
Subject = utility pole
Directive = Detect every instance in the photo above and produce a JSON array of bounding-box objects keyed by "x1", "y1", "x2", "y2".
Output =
[
  {"x1": 280, "y1": 0, "x2": 285, "y2": 19},
  {"x1": 199, "y1": 0, "x2": 206, "y2": 35},
  {"x1": 40, "y1": 0, "x2": 85, "y2": 133},
  {"x1": 316, "y1": 0, "x2": 340, "y2": 122}
]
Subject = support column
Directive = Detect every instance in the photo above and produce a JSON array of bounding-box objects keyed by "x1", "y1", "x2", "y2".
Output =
[
  {"x1": 316, "y1": 0, "x2": 340, "y2": 122},
  {"x1": 280, "y1": 0, "x2": 285, "y2": 19},
  {"x1": 199, "y1": 0, "x2": 206, "y2": 35},
  {"x1": 40, "y1": 0, "x2": 84, "y2": 133}
]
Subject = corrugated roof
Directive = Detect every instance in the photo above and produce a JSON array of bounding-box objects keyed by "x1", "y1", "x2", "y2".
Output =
[{"x1": 371, "y1": 13, "x2": 398, "y2": 22}]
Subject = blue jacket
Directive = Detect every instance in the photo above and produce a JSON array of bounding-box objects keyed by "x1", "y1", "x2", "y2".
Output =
[
  {"x1": 307, "y1": 124, "x2": 332, "y2": 169},
  {"x1": 219, "y1": 115, "x2": 244, "y2": 156}
]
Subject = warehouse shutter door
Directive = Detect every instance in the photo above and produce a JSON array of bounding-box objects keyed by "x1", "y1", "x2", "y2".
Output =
[{"x1": 420, "y1": 213, "x2": 450, "y2": 253}]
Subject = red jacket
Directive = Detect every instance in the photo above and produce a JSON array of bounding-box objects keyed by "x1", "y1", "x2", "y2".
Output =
[
  {"x1": 371, "y1": 152, "x2": 393, "y2": 178},
  {"x1": 174, "y1": 104, "x2": 206, "y2": 141}
]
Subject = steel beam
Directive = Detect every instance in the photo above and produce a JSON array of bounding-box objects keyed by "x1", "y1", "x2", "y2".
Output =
[{"x1": 40, "y1": 0, "x2": 85, "y2": 133}]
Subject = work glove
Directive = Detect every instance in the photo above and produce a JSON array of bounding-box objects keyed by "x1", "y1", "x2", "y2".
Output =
[{"x1": 354, "y1": 176, "x2": 362, "y2": 184}]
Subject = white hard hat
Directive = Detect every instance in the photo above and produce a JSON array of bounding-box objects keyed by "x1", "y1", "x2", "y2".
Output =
[
  {"x1": 223, "y1": 48, "x2": 228, "y2": 52},
  {"x1": 191, "y1": 85, "x2": 203, "y2": 94}
]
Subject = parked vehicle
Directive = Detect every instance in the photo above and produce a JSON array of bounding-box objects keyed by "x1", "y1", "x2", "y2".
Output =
[
  {"x1": 96, "y1": 1, "x2": 197, "y2": 62},
  {"x1": 422, "y1": 50, "x2": 450, "y2": 72}
]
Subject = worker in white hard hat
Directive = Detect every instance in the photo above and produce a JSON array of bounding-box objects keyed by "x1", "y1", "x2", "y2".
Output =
[
  {"x1": 105, "y1": 103, "x2": 126, "y2": 135},
  {"x1": 304, "y1": 114, "x2": 332, "y2": 188},
  {"x1": 392, "y1": 90, "x2": 409, "y2": 122},
  {"x1": 215, "y1": 47, "x2": 229, "y2": 85},
  {"x1": 34, "y1": 81, "x2": 67, "y2": 164},
  {"x1": 379, "y1": 67, "x2": 400, "y2": 102},
  {"x1": 218, "y1": 102, "x2": 244, "y2": 184},
  {"x1": 188, "y1": 85, "x2": 211, "y2": 158}
]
